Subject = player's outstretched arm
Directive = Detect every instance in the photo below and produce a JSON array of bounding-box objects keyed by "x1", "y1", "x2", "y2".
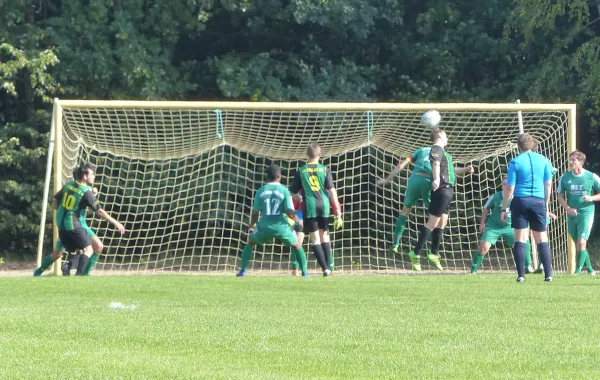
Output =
[
  {"x1": 455, "y1": 165, "x2": 475, "y2": 176},
  {"x1": 377, "y1": 158, "x2": 411, "y2": 186},
  {"x1": 96, "y1": 208, "x2": 126, "y2": 234}
]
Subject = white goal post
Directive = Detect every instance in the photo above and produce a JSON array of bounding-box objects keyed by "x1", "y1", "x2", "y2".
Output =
[{"x1": 38, "y1": 100, "x2": 577, "y2": 275}]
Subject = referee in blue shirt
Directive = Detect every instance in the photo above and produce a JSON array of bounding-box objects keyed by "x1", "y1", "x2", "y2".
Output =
[{"x1": 501, "y1": 133, "x2": 554, "y2": 282}]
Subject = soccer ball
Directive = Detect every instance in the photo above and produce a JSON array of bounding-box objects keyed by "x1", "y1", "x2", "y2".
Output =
[{"x1": 421, "y1": 110, "x2": 441, "y2": 128}]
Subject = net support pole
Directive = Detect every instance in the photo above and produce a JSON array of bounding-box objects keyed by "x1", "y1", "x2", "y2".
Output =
[
  {"x1": 567, "y1": 105, "x2": 577, "y2": 274},
  {"x1": 36, "y1": 100, "x2": 58, "y2": 267},
  {"x1": 52, "y1": 101, "x2": 64, "y2": 276}
]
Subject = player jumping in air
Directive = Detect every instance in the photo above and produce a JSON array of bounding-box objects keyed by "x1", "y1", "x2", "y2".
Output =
[
  {"x1": 236, "y1": 164, "x2": 309, "y2": 277},
  {"x1": 34, "y1": 163, "x2": 126, "y2": 276},
  {"x1": 290, "y1": 143, "x2": 343, "y2": 276},
  {"x1": 557, "y1": 150, "x2": 600, "y2": 275},
  {"x1": 409, "y1": 128, "x2": 474, "y2": 271},
  {"x1": 377, "y1": 146, "x2": 432, "y2": 253}
]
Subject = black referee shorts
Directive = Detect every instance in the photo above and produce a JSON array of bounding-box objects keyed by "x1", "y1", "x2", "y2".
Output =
[{"x1": 428, "y1": 187, "x2": 454, "y2": 217}]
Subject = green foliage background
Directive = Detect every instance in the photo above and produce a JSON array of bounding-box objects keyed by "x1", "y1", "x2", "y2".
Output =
[{"x1": 2, "y1": 0, "x2": 600, "y2": 260}]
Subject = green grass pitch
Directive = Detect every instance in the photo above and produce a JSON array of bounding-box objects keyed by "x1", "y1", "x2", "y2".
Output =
[{"x1": 1, "y1": 274, "x2": 599, "y2": 379}]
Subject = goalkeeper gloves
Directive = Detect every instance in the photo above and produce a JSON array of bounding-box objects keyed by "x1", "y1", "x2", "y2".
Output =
[{"x1": 333, "y1": 216, "x2": 344, "y2": 231}]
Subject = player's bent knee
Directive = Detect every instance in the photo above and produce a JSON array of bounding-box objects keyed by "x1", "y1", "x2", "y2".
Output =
[{"x1": 92, "y1": 240, "x2": 104, "y2": 253}]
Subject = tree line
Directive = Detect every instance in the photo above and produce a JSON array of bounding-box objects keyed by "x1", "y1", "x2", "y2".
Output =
[{"x1": 1, "y1": 0, "x2": 599, "y2": 260}]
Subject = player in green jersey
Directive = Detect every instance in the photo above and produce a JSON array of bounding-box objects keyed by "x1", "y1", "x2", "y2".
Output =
[
  {"x1": 557, "y1": 150, "x2": 600, "y2": 275},
  {"x1": 410, "y1": 128, "x2": 474, "y2": 271},
  {"x1": 471, "y1": 176, "x2": 532, "y2": 273},
  {"x1": 377, "y1": 147, "x2": 432, "y2": 253},
  {"x1": 236, "y1": 164, "x2": 308, "y2": 277},
  {"x1": 34, "y1": 163, "x2": 126, "y2": 276},
  {"x1": 290, "y1": 143, "x2": 343, "y2": 276}
]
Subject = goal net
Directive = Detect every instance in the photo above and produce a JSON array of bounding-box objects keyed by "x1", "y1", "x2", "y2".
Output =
[{"x1": 40, "y1": 101, "x2": 575, "y2": 275}]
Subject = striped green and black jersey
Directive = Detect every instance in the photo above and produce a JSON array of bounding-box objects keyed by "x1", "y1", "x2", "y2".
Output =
[
  {"x1": 290, "y1": 163, "x2": 335, "y2": 218},
  {"x1": 54, "y1": 181, "x2": 101, "y2": 231}
]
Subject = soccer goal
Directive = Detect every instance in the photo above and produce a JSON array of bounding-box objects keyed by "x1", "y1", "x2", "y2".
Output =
[{"x1": 38, "y1": 100, "x2": 576, "y2": 275}]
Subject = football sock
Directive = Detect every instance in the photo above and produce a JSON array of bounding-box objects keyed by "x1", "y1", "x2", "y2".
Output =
[
  {"x1": 39, "y1": 254, "x2": 54, "y2": 271},
  {"x1": 321, "y1": 242, "x2": 332, "y2": 271},
  {"x1": 76, "y1": 254, "x2": 90, "y2": 276},
  {"x1": 311, "y1": 244, "x2": 328, "y2": 271},
  {"x1": 583, "y1": 250, "x2": 594, "y2": 272},
  {"x1": 413, "y1": 226, "x2": 432, "y2": 255},
  {"x1": 576, "y1": 250, "x2": 587, "y2": 271},
  {"x1": 537, "y1": 242, "x2": 552, "y2": 278},
  {"x1": 514, "y1": 242, "x2": 527, "y2": 278},
  {"x1": 240, "y1": 244, "x2": 254, "y2": 271},
  {"x1": 430, "y1": 228, "x2": 444, "y2": 255},
  {"x1": 292, "y1": 247, "x2": 308, "y2": 274},
  {"x1": 83, "y1": 253, "x2": 100, "y2": 276},
  {"x1": 329, "y1": 248, "x2": 334, "y2": 271},
  {"x1": 290, "y1": 249, "x2": 299, "y2": 270},
  {"x1": 525, "y1": 240, "x2": 531, "y2": 266},
  {"x1": 471, "y1": 252, "x2": 485, "y2": 272},
  {"x1": 393, "y1": 215, "x2": 408, "y2": 246}
]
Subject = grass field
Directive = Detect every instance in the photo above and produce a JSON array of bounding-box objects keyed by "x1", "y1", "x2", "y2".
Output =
[{"x1": 1, "y1": 274, "x2": 599, "y2": 379}]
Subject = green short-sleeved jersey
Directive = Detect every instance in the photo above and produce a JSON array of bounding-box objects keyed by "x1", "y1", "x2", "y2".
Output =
[
  {"x1": 484, "y1": 192, "x2": 511, "y2": 228},
  {"x1": 54, "y1": 181, "x2": 101, "y2": 231},
  {"x1": 253, "y1": 182, "x2": 294, "y2": 225},
  {"x1": 408, "y1": 147, "x2": 432, "y2": 175},
  {"x1": 557, "y1": 170, "x2": 600, "y2": 211}
]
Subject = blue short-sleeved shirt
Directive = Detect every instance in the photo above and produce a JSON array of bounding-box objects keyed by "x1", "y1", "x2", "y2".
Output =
[{"x1": 507, "y1": 151, "x2": 553, "y2": 199}]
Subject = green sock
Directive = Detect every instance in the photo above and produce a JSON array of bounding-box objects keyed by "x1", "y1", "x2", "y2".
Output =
[
  {"x1": 582, "y1": 249, "x2": 593, "y2": 272},
  {"x1": 291, "y1": 249, "x2": 299, "y2": 270},
  {"x1": 240, "y1": 244, "x2": 254, "y2": 271},
  {"x1": 525, "y1": 242, "x2": 532, "y2": 268},
  {"x1": 293, "y1": 247, "x2": 308, "y2": 274},
  {"x1": 471, "y1": 253, "x2": 485, "y2": 272},
  {"x1": 576, "y1": 250, "x2": 587, "y2": 272},
  {"x1": 40, "y1": 255, "x2": 54, "y2": 271},
  {"x1": 329, "y1": 249, "x2": 334, "y2": 271},
  {"x1": 83, "y1": 253, "x2": 100, "y2": 276},
  {"x1": 393, "y1": 215, "x2": 408, "y2": 245}
]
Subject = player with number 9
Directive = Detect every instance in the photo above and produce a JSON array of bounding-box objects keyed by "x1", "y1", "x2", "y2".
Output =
[{"x1": 290, "y1": 143, "x2": 343, "y2": 276}]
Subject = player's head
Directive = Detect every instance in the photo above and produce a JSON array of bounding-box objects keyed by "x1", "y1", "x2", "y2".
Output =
[
  {"x1": 306, "y1": 143, "x2": 322, "y2": 161},
  {"x1": 517, "y1": 133, "x2": 535, "y2": 152},
  {"x1": 569, "y1": 150, "x2": 586, "y2": 170},
  {"x1": 430, "y1": 128, "x2": 447, "y2": 147},
  {"x1": 266, "y1": 163, "x2": 282, "y2": 182},
  {"x1": 501, "y1": 174, "x2": 508, "y2": 189},
  {"x1": 74, "y1": 162, "x2": 96, "y2": 185}
]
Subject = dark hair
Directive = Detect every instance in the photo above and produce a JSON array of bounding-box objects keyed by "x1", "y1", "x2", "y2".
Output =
[
  {"x1": 266, "y1": 163, "x2": 281, "y2": 182},
  {"x1": 74, "y1": 162, "x2": 96, "y2": 181}
]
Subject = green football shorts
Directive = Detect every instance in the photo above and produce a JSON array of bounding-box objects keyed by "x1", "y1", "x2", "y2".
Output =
[
  {"x1": 404, "y1": 173, "x2": 432, "y2": 208},
  {"x1": 250, "y1": 221, "x2": 298, "y2": 246}
]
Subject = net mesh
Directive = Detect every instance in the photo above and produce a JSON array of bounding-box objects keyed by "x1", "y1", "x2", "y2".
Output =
[{"x1": 55, "y1": 104, "x2": 571, "y2": 274}]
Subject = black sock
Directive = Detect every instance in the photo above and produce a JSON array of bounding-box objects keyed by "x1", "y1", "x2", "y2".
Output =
[
  {"x1": 538, "y1": 242, "x2": 552, "y2": 278},
  {"x1": 414, "y1": 226, "x2": 432, "y2": 255},
  {"x1": 514, "y1": 242, "x2": 526, "y2": 278},
  {"x1": 321, "y1": 242, "x2": 331, "y2": 269},
  {"x1": 312, "y1": 244, "x2": 328, "y2": 271},
  {"x1": 76, "y1": 255, "x2": 90, "y2": 276},
  {"x1": 431, "y1": 228, "x2": 444, "y2": 255}
]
